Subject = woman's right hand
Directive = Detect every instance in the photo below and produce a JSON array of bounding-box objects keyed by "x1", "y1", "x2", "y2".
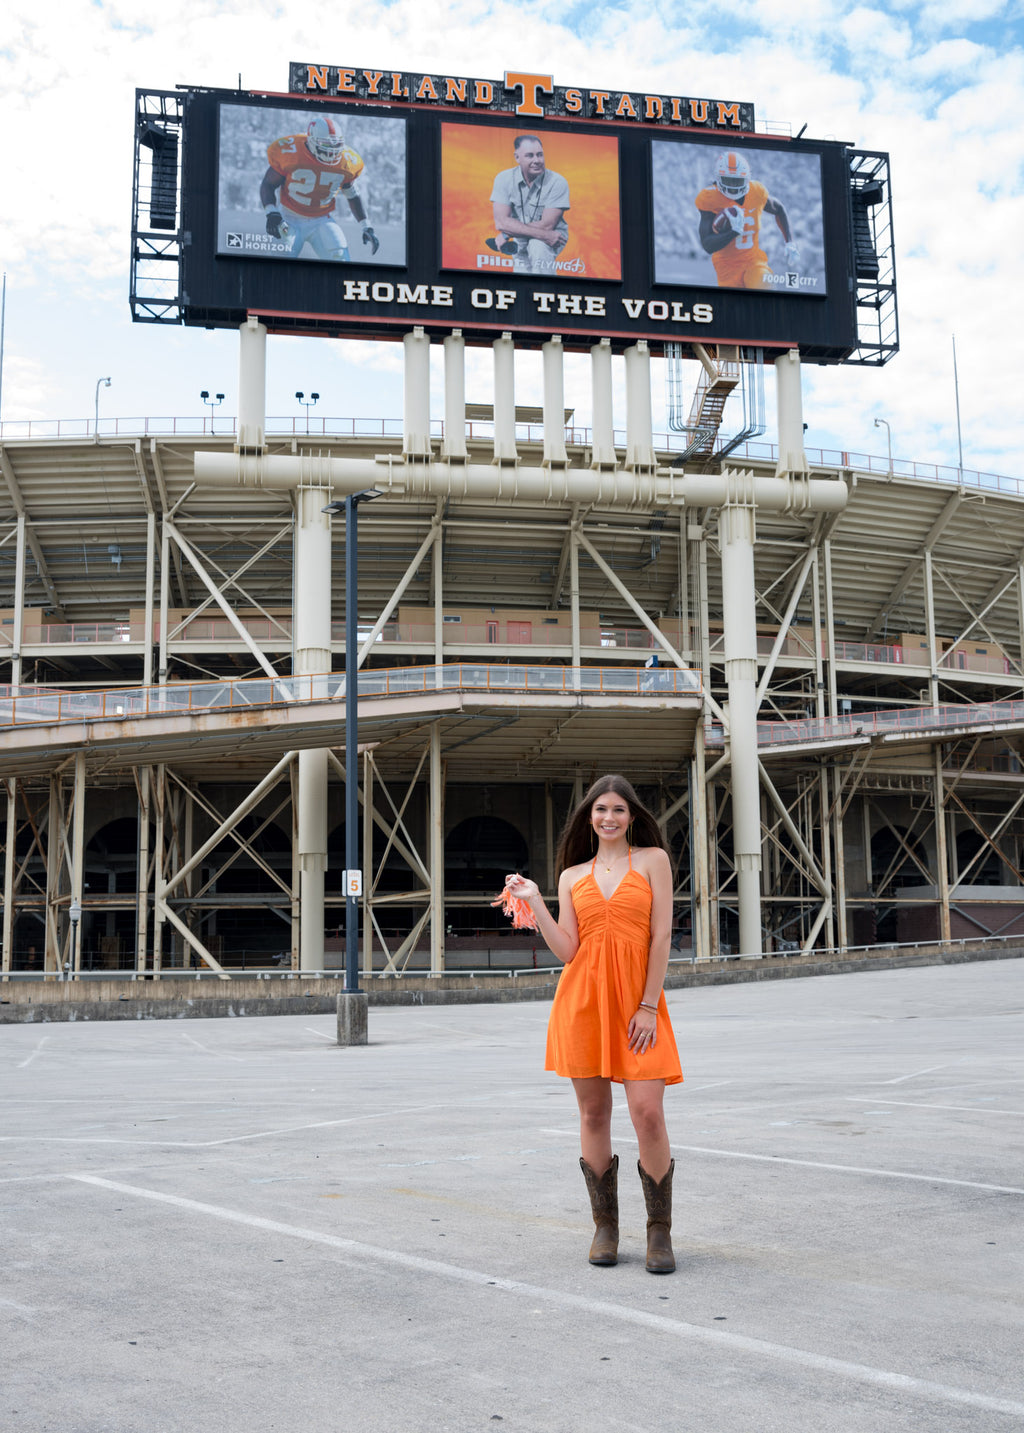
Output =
[{"x1": 504, "y1": 872, "x2": 539, "y2": 902}]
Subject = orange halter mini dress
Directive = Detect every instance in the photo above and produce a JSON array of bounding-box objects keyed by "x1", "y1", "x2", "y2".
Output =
[{"x1": 545, "y1": 850, "x2": 683, "y2": 1085}]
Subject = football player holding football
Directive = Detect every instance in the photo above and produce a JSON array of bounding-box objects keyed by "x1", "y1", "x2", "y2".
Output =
[
  {"x1": 695, "y1": 151, "x2": 799, "y2": 290},
  {"x1": 260, "y1": 116, "x2": 379, "y2": 261}
]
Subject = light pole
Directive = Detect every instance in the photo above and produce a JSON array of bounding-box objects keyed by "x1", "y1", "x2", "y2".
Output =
[
  {"x1": 323, "y1": 490, "x2": 382, "y2": 994},
  {"x1": 874, "y1": 417, "x2": 893, "y2": 477},
  {"x1": 200, "y1": 390, "x2": 225, "y2": 435},
  {"x1": 296, "y1": 390, "x2": 319, "y2": 434},
  {"x1": 68, "y1": 899, "x2": 82, "y2": 978},
  {"x1": 94, "y1": 377, "x2": 111, "y2": 438}
]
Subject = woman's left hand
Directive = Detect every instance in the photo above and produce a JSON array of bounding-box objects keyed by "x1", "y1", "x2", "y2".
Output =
[{"x1": 627, "y1": 1006, "x2": 658, "y2": 1053}]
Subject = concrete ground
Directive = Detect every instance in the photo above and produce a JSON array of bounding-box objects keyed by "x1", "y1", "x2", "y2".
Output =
[{"x1": 2, "y1": 960, "x2": 1022, "y2": 1433}]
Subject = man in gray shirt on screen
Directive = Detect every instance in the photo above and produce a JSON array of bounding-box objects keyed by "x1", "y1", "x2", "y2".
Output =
[{"x1": 489, "y1": 135, "x2": 569, "y2": 275}]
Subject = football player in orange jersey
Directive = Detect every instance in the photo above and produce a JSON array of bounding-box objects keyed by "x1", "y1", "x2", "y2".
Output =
[
  {"x1": 260, "y1": 115, "x2": 379, "y2": 261},
  {"x1": 695, "y1": 151, "x2": 799, "y2": 290}
]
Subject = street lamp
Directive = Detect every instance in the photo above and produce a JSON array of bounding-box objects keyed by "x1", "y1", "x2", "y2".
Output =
[
  {"x1": 323, "y1": 489, "x2": 383, "y2": 993},
  {"x1": 296, "y1": 390, "x2": 320, "y2": 433},
  {"x1": 200, "y1": 390, "x2": 225, "y2": 435},
  {"x1": 874, "y1": 417, "x2": 893, "y2": 478},
  {"x1": 68, "y1": 899, "x2": 82, "y2": 978},
  {"x1": 94, "y1": 377, "x2": 111, "y2": 438}
]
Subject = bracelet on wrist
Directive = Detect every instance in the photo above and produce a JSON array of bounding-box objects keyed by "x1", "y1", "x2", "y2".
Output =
[{"x1": 638, "y1": 1001, "x2": 658, "y2": 1013}]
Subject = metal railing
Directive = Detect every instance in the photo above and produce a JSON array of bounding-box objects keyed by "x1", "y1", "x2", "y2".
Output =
[
  {"x1": 757, "y1": 696, "x2": 1024, "y2": 748},
  {"x1": 9, "y1": 617, "x2": 1017, "y2": 679},
  {"x1": 0, "y1": 413, "x2": 1018, "y2": 497},
  {"x1": 0, "y1": 663, "x2": 702, "y2": 729}
]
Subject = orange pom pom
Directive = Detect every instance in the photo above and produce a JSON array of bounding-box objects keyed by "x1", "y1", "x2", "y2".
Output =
[{"x1": 490, "y1": 888, "x2": 539, "y2": 932}]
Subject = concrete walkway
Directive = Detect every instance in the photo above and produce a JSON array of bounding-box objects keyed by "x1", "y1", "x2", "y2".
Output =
[{"x1": 2, "y1": 959, "x2": 1022, "y2": 1432}]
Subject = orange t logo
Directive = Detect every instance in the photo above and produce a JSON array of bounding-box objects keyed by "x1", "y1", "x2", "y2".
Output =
[{"x1": 504, "y1": 72, "x2": 553, "y2": 116}]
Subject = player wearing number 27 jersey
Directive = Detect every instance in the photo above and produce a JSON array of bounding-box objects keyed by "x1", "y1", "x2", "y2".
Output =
[
  {"x1": 259, "y1": 116, "x2": 380, "y2": 262},
  {"x1": 695, "y1": 151, "x2": 798, "y2": 290}
]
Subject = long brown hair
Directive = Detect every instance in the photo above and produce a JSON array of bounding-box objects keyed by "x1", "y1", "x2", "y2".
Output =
[{"x1": 555, "y1": 774, "x2": 667, "y2": 877}]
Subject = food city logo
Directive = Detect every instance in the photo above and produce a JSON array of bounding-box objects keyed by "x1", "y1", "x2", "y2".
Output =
[
  {"x1": 288, "y1": 64, "x2": 755, "y2": 133},
  {"x1": 337, "y1": 279, "x2": 713, "y2": 325}
]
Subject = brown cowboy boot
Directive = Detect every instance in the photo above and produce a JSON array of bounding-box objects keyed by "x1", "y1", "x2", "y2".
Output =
[
  {"x1": 638, "y1": 1159, "x2": 675, "y2": 1273},
  {"x1": 579, "y1": 1154, "x2": 619, "y2": 1266}
]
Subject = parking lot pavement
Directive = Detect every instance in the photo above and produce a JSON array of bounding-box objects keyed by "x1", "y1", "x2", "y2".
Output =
[{"x1": 2, "y1": 959, "x2": 1023, "y2": 1433}]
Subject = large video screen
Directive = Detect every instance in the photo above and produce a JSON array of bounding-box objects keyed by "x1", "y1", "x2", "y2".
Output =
[
  {"x1": 440, "y1": 122, "x2": 621, "y2": 282},
  {"x1": 651, "y1": 140, "x2": 826, "y2": 297},
  {"x1": 169, "y1": 87, "x2": 877, "y2": 360},
  {"x1": 216, "y1": 102, "x2": 407, "y2": 265}
]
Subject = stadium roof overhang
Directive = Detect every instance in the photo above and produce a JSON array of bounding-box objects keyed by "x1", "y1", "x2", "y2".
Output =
[{"x1": 0, "y1": 687, "x2": 703, "y2": 784}]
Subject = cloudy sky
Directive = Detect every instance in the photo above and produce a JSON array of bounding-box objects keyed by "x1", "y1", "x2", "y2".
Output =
[{"x1": 1, "y1": 0, "x2": 1022, "y2": 480}]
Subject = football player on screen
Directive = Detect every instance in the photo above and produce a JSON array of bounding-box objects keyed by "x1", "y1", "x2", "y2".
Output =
[
  {"x1": 260, "y1": 116, "x2": 379, "y2": 261},
  {"x1": 695, "y1": 151, "x2": 800, "y2": 289}
]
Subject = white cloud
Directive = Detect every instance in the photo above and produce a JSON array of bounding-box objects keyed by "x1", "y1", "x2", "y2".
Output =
[{"x1": 0, "y1": 0, "x2": 1021, "y2": 480}]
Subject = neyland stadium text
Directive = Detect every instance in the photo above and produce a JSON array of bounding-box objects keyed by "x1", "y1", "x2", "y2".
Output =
[{"x1": 288, "y1": 64, "x2": 755, "y2": 133}]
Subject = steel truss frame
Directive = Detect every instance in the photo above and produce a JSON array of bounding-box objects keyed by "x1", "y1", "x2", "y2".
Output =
[{"x1": 7, "y1": 422, "x2": 1024, "y2": 972}]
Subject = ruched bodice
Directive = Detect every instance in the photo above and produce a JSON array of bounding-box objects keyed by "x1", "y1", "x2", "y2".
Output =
[
  {"x1": 544, "y1": 857, "x2": 682, "y2": 1085},
  {"x1": 573, "y1": 869, "x2": 653, "y2": 948}
]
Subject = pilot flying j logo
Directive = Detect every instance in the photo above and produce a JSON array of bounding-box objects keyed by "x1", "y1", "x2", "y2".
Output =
[{"x1": 289, "y1": 64, "x2": 755, "y2": 132}]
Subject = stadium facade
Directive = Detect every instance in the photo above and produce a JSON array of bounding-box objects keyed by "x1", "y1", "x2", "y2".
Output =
[{"x1": 3, "y1": 338, "x2": 1023, "y2": 983}]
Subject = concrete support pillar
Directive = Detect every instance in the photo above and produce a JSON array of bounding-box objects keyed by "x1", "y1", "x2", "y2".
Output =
[
  {"x1": 624, "y1": 341, "x2": 655, "y2": 471},
  {"x1": 71, "y1": 752, "x2": 86, "y2": 973},
  {"x1": 442, "y1": 331, "x2": 467, "y2": 461},
  {"x1": 719, "y1": 487, "x2": 763, "y2": 957},
  {"x1": 143, "y1": 511, "x2": 156, "y2": 687},
  {"x1": 590, "y1": 339, "x2": 616, "y2": 468},
  {"x1": 294, "y1": 484, "x2": 333, "y2": 680},
  {"x1": 429, "y1": 724, "x2": 445, "y2": 974},
  {"x1": 403, "y1": 327, "x2": 432, "y2": 458},
  {"x1": 159, "y1": 522, "x2": 170, "y2": 685},
  {"x1": 298, "y1": 749, "x2": 327, "y2": 972},
  {"x1": 45, "y1": 776, "x2": 60, "y2": 974},
  {"x1": 774, "y1": 350, "x2": 809, "y2": 477},
  {"x1": 924, "y1": 550, "x2": 940, "y2": 708},
  {"x1": 294, "y1": 481, "x2": 332, "y2": 972},
  {"x1": 569, "y1": 518, "x2": 581, "y2": 692},
  {"x1": 337, "y1": 991, "x2": 368, "y2": 1046},
  {"x1": 692, "y1": 728, "x2": 710, "y2": 962},
  {"x1": 434, "y1": 499, "x2": 444, "y2": 687},
  {"x1": 832, "y1": 767, "x2": 848, "y2": 950},
  {"x1": 542, "y1": 336, "x2": 567, "y2": 468},
  {"x1": 136, "y1": 768, "x2": 151, "y2": 972},
  {"x1": 493, "y1": 333, "x2": 517, "y2": 464},
  {"x1": 153, "y1": 766, "x2": 166, "y2": 975},
  {"x1": 237, "y1": 317, "x2": 267, "y2": 453},
  {"x1": 2, "y1": 779, "x2": 15, "y2": 977},
  {"x1": 12, "y1": 514, "x2": 26, "y2": 691}
]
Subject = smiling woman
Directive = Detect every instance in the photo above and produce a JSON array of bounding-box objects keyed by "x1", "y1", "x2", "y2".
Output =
[{"x1": 497, "y1": 773, "x2": 682, "y2": 1273}]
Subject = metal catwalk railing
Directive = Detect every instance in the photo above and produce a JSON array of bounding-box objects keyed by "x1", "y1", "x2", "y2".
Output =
[
  {"x1": 757, "y1": 696, "x2": 1024, "y2": 748},
  {"x1": 0, "y1": 414, "x2": 1017, "y2": 497},
  {"x1": 0, "y1": 663, "x2": 702, "y2": 729}
]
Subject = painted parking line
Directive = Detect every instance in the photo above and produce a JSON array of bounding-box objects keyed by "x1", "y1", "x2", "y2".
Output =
[
  {"x1": 669, "y1": 1145, "x2": 1024, "y2": 1195},
  {"x1": 68, "y1": 1174, "x2": 1024, "y2": 1421},
  {"x1": 845, "y1": 1098, "x2": 1024, "y2": 1117}
]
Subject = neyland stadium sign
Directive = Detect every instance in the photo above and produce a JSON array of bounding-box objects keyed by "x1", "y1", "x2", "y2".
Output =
[{"x1": 287, "y1": 64, "x2": 755, "y2": 133}]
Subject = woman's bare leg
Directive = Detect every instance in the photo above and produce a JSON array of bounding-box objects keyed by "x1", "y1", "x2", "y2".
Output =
[
  {"x1": 572, "y1": 1076, "x2": 614, "y2": 1173},
  {"x1": 623, "y1": 1079, "x2": 670, "y2": 1178}
]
